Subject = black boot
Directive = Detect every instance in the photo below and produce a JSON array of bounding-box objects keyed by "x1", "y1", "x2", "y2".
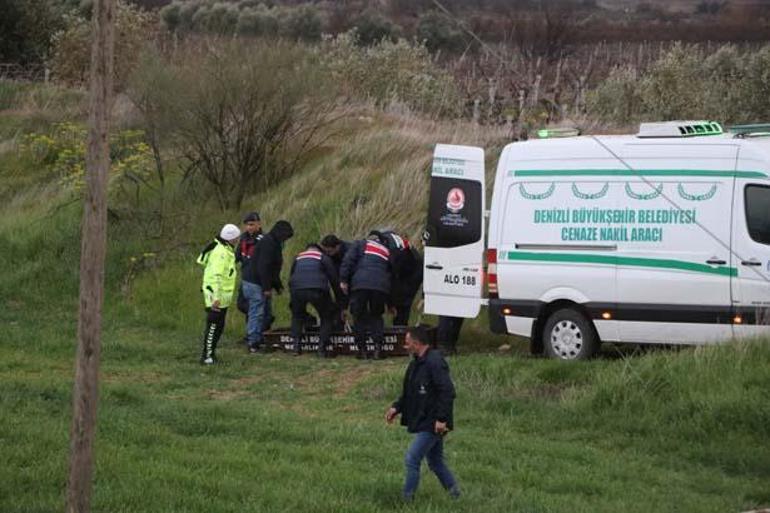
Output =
[
  {"x1": 373, "y1": 340, "x2": 384, "y2": 360},
  {"x1": 356, "y1": 341, "x2": 367, "y2": 359}
]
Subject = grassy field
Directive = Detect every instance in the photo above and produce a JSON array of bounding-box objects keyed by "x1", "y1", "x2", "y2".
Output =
[{"x1": 1, "y1": 81, "x2": 769, "y2": 512}]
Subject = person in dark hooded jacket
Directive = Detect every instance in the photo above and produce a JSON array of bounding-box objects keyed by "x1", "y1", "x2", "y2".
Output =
[
  {"x1": 381, "y1": 231, "x2": 423, "y2": 326},
  {"x1": 340, "y1": 231, "x2": 393, "y2": 359},
  {"x1": 320, "y1": 234, "x2": 352, "y2": 330},
  {"x1": 257, "y1": 220, "x2": 294, "y2": 294},
  {"x1": 288, "y1": 243, "x2": 343, "y2": 357},
  {"x1": 246, "y1": 220, "x2": 293, "y2": 352}
]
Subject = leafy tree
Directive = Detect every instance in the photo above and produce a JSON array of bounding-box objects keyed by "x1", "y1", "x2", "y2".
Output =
[
  {"x1": 416, "y1": 10, "x2": 466, "y2": 54},
  {"x1": 50, "y1": 1, "x2": 157, "y2": 89},
  {"x1": 0, "y1": 0, "x2": 71, "y2": 65},
  {"x1": 352, "y1": 10, "x2": 398, "y2": 46}
]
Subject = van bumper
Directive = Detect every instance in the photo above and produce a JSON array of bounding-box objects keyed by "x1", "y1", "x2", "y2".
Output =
[{"x1": 488, "y1": 299, "x2": 544, "y2": 334}]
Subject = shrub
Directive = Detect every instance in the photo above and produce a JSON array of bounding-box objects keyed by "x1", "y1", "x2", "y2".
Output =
[
  {"x1": 416, "y1": 10, "x2": 466, "y2": 54},
  {"x1": 320, "y1": 32, "x2": 462, "y2": 118},
  {"x1": 20, "y1": 122, "x2": 154, "y2": 204},
  {"x1": 128, "y1": 40, "x2": 337, "y2": 211},
  {"x1": 586, "y1": 66, "x2": 644, "y2": 124},
  {"x1": 49, "y1": 1, "x2": 158, "y2": 89}
]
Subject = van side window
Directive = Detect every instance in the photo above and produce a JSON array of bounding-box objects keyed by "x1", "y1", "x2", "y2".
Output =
[
  {"x1": 426, "y1": 177, "x2": 482, "y2": 248},
  {"x1": 745, "y1": 185, "x2": 770, "y2": 245}
]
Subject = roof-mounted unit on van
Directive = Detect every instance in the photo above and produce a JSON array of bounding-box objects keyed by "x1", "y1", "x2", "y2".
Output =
[
  {"x1": 537, "y1": 127, "x2": 581, "y2": 138},
  {"x1": 636, "y1": 121, "x2": 723, "y2": 138},
  {"x1": 729, "y1": 123, "x2": 770, "y2": 138}
]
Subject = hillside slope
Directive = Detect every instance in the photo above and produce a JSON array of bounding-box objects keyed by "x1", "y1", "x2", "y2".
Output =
[{"x1": 1, "y1": 82, "x2": 768, "y2": 513}]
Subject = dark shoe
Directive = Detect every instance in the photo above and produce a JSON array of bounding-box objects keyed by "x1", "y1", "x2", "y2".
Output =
[
  {"x1": 293, "y1": 344, "x2": 302, "y2": 356},
  {"x1": 248, "y1": 344, "x2": 260, "y2": 354},
  {"x1": 373, "y1": 349, "x2": 384, "y2": 360},
  {"x1": 448, "y1": 486, "x2": 461, "y2": 499}
]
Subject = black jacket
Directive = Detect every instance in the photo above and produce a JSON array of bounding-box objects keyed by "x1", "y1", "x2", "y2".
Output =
[
  {"x1": 382, "y1": 232, "x2": 423, "y2": 304},
  {"x1": 257, "y1": 221, "x2": 294, "y2": 292},
  {"x1": 393, "y1": 348, "x2": 455, "y2": 433},
  {"x1": 329, "y1": 240, "x2": 351, "y2": 274},
  {"x1": 236, "y1": 230, "x2": 263, "y2": 284},
  {"x1": 289, "y1": 244, "x2": 343, "y2": 302},
  {"x1": 339, "y1": 239, "x2": 393, "y2": 294}
]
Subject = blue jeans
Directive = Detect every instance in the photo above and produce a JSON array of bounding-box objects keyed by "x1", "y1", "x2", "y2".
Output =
[
  {"x1": 403, "y1": 431, "x2": 459, "y2": 500},
  {"x1": 241, "y1": 281, "x2": 265, "y2": 346}
]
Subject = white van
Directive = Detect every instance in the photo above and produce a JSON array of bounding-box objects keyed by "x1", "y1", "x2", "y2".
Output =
[{"x1": 423, "y1": 121, "x2": 770, "y2": 359}]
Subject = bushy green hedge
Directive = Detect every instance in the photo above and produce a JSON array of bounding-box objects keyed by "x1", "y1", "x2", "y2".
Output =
[
  {"x1": 320, "y1": 32, "x2": 462, "y2": 118},
  {"x1": 588, "y1": 43, "x2": 770, "y2": 124}
]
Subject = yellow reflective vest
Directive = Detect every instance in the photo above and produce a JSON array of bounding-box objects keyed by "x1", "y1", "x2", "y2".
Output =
[{"x1": 196, "y1": 237, "x2": 237, "y2": 308}]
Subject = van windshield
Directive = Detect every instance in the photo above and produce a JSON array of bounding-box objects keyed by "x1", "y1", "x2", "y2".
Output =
[{"x1": 426, "y1": 176, "x2": 482, "y2": 248}]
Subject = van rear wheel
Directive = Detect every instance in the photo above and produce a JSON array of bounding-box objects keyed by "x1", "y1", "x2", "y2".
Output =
[{"x1": 542, "y1": 308, "x2": 599, "y2": 360}]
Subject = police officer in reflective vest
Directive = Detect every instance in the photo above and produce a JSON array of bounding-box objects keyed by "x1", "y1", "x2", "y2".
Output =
[
  {"x1": 340, "y1": 232, "x2": 393, "y2": 359},
  {"x1": 288, "y1": 243, "x2": 343, "y2": 357},
  {"x1": 196, "y1": 224, "x2": 240, "y2": 364}
]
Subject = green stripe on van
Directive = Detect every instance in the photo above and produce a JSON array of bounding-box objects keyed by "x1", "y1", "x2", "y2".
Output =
[
  {"x1": 510, "y1": 169, "x2": 767, "y2": 179},
  {"x1": 501, "y1": 251, "x2": 738, "y2": 277}
]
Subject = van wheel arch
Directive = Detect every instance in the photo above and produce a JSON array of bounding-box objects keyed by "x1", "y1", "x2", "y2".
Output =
[{"x1": 530, "y1": 301, "x2": 600, "y2": 358}]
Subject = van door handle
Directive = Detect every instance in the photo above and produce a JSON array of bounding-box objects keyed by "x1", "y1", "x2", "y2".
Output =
[
  {"x1": 741, "y1": 259, "x2": 762, "y2": 266},
  {"x1": 706, "y1": 258, "x2": 727, "y2": 265},
  {"x1": 426, "y1": 264, "x2": 443, "y2": 270}
]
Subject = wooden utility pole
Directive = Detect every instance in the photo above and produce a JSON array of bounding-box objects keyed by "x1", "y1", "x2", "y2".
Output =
[{"x1": 66, "y1": 0, "x2": 114, "y2": 511}]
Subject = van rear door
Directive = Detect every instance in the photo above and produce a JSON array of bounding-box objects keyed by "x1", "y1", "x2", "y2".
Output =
[{"x1": 423, "y1": 144, "x2": 485, "y2": 318}]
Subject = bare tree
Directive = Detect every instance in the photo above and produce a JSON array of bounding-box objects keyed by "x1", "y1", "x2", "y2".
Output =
[
  {"x1": 66, "y1": 0, "x2": 114, "y2": 512},
  {"x1": 136, "y1": 39, "x2": 338, "y2": 211}
]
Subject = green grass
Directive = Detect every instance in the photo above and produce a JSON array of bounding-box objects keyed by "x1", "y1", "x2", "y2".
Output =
[{"x1": 1, "y1": 99, "x2": 768, "y2": 512}]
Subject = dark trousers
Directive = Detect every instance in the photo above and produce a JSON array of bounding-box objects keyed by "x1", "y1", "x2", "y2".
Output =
[
  {"x1": 201, "y1": 307, "x2": 228, "y2": 362},
  {"x1": 437, "y1": 316, "x2": 463, "y2": 353},
  {"x1": 350, "y1": 289, "x2": 388, "y2": 351},
  {"x1": 393, "y1": 296, "x2": 414, "y2": 326},
  {"x1": 291, "y1": 289, "x2": 335, "y2": 352}
]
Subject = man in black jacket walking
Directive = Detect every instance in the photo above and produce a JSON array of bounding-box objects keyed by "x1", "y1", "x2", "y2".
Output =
[
  {"x1": 288, "y1": 243, "x2": 343, "y2": 357},
  {"x1": 386, "y1": 325, "x2": 460, "y2": 502},
  {"x1": 340, "y1": 232, "x2": 393, "y2": 359}
]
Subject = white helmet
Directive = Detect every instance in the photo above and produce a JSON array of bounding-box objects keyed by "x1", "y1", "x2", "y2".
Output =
[{"x1": 219, "y1": 223, "x2": 241, "y2": 241}]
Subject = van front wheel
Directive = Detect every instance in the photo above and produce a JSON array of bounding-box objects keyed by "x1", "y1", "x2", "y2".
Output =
[{"x1": 542, "y1": 308, "x2": 599, "y2": 360}]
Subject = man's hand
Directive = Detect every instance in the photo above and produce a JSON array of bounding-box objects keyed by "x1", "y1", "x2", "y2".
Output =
[
  {"x1": 211, "y1": 300, "x2": 221, "y2": 311},
  {"x1": 263, "y1": 289, "x2": 273, "y2": 298},
  {"x1": 340, "y1": 282, "x2": 349, "y2": 294},
  {"x1": 434, "y1": 420, "x2": 448, "y2": 435},
  {"x1": 385, "y1": 407, "x2": 398, "y2": 424}
]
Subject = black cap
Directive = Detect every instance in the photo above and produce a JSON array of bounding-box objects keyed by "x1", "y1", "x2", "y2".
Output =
[
  {"x1": 321, "y1": 234, "x2": 341, "y2": 247},
  {"x1": 243, "y1": 211, "x2": 260, "y2": 223}
]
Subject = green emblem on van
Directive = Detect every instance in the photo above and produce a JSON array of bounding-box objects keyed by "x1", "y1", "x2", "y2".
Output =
[
  {"x1": 519, "y1": 183, "x2": 555, "y2": 200},
  {"x1": 571, "y1": 183, "x2": 608, "y2": 200},
  {"x1": 677, "y1": 183, "x2": 718, "y2": 201},
  {"x1": 625, "y1": 183, "x2": 663, "y2": 200}
]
